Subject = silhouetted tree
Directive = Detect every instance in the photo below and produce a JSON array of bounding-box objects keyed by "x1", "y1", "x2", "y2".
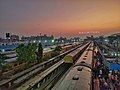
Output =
[{"x1": 36, "y1": 43, "x2": 43, "y2": 62}]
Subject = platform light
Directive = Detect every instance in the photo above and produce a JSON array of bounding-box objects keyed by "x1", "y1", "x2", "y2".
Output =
[
  {"x1": 33, "y1": 40, "x2": 36, "y2": 43},
  {"x1": 52, "y1": 39, "x2": 54, "y2": 43},
  {"x1": 45, "y1": 40, "x2": 47, "y2": 43},
  {"x1": 39, "y1": 40, "x2": 41, "y2": 43},
  {"x1": 2, "y1": 49, "x2": 5, "y2": 52},
  {"x1": 62, "y1": 40, "x2": 64, "y2": 43},
  {"x1": 118, "y1": 53, "x2": 120, "y2": 56},
  {"x1": 111, "y1": 52, "x2": 114, "y2": 56}
]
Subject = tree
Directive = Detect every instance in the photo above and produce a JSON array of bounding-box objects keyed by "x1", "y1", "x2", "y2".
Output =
[
  {"x1": 16, "y1": 43, "x2": 37, "y2": 63},
  {"x1": 36, "y1": 43, "x2": 43, "y2": 62},
  {"x1": 50, "y1": 35, "x2": 54, "y2": 39},
  {"x1": 27, "y1": 43, "x2": 37, "y2": 63},
  {"x1": 0, "y1": 53, "x2": 7, "y2": 71},
  {"x1": 16, "y1": 44, "x2": 27, "y2": 62}
]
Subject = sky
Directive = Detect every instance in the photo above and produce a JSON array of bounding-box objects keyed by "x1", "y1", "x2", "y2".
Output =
[{"x1": 0, "y1": 0, "x2": 120, "y2": 38}]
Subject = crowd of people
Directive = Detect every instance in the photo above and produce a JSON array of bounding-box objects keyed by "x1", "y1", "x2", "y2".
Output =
[
  {"x1": 93, "y1": 51, "x2": 120, "y2": 90},
  {"x1": 99, "y1": 70, "x2": 120, "y2": 90}
]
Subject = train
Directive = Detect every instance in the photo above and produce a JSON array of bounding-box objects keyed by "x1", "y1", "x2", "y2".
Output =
[
  {"x1": 75, "y1": 43, "x2": 94, "y2": 65},
  {"x1": 43, "y1": 43, "x2": 80, "y2": 59},
  {"x1": 61, "y1": 43, "x2": 80, "y2": 53},
  {"x1": 63, "y1": 42, "x2": 90, "y2": 64},
  {"x1": 52, "y1": 43, "x2": 94, "y2": 90}
]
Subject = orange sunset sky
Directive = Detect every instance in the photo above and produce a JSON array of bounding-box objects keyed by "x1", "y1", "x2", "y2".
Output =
[{"x1": 0, "y1": 0, "x2": 120, "y2": 37}]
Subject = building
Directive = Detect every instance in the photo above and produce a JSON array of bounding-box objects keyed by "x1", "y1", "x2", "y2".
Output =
[
  {"x1": 21, "y1": 34, "x2": 55, "y2": 47},
  {"x1": 10, "y1": 35, "x2": 19, "y2": 42}
]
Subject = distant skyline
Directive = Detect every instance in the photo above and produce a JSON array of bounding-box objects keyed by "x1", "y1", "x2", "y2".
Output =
[{"x1": 0, "y1": 0, "x2": 120, "y2": 38}]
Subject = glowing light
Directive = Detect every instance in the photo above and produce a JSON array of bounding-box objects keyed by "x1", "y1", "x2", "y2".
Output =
[
  {"x1": 104, "y1": 39, "x2": 108, "y2": 42},
  {"x1": 45, "y1": 40, "x2": 47, "y2": 43},
  {"x1": 2, "y1": 49, "x2": 5, "y2": 52},
  {"x1": 62, "y1": 40, "x2": 64, "y2": 43},
  {"x1": 33, "y1": 40, "x2": 36, "y2": 43},
  {"x1": 52, "y1": 40, "x2": 55, "y2": 43}
]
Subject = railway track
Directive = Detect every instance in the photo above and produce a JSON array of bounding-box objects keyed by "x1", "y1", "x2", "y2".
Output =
[
  {"x1": 16, "y1": 60, "x2": 65, "y2": 90},
  {"x1": 14, "y1": 42, "x2": 90, "y2": 90},
  {"x1": 0, "y1": 43, "x2": 88, "y2": 90}
]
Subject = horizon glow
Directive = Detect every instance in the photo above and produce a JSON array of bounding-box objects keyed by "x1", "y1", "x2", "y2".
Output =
[{"x1": 0, "y1": 0, "x2": 120, "y2": 38}]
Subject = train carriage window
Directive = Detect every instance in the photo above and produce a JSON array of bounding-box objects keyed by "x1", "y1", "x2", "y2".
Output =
[
  {"x1": 39, "y1": 82, "x2": 42, "y2": 87},
  {"x1": 47, "y1": 74, "x2": 51, "y2": 79},
  {"x1": 54, "y1": 68, "x2": 58, "y2": 74},
  {"x1": 41, "y1": 79, "x2": 45, "y2": 83},
  {"x1": 37, "y1": 83, "x2": 40, "y2": 88},
  {"x1": 43, "y1": 78, "x2": 46, "y2": 83},
  {"x1": 45, "y1": 75, "x2": 49, "y2": 82},
  {"x1": 51, "y1": 71, "x2": 55, "y2": 76},
  {"x1": 40, "y1": 79, "x2": 44, "y2": 84}
]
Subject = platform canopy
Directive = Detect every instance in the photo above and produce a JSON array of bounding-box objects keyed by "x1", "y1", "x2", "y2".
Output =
[{"x1": 109, "y1": 63, "x2": 120, "y2": 70}]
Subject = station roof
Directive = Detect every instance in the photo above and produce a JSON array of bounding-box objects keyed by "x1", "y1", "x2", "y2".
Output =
[{"x1": 109, "y1": 63, "x2": 120, "y2": 70}]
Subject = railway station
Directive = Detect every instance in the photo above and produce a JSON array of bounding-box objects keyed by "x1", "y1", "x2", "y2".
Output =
[
  {"x1": 0, "y1": 1, "x2": 120, "y2": 90},
  {"x1": 0, "y1": 39, "x2": 119, "y2": 90}
]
